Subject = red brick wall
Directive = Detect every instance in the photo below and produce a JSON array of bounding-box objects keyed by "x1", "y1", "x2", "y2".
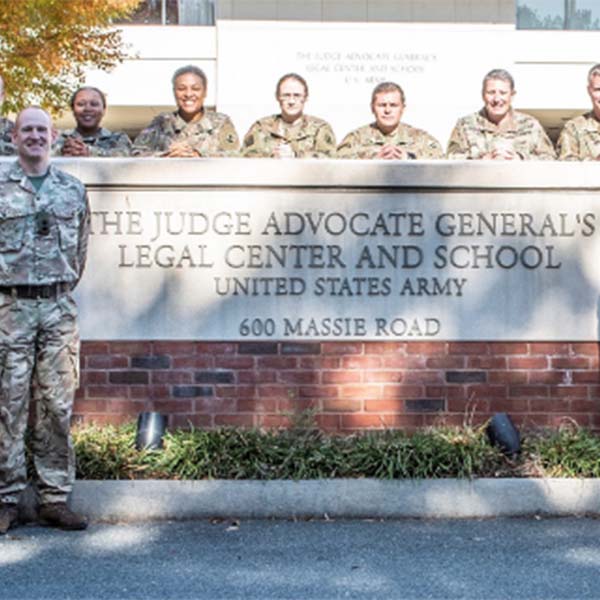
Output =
[{"x1": 75, "y1": 341, "x2": 600, "y2": 431}]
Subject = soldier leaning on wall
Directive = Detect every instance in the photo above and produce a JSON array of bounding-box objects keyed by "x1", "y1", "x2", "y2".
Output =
[
  {"x1": 446, "y1": 68, "x2": 556, "y2": 160},
  {"x1": 557, "y1": 63, "x2": 600, "y2": 160},
  {"x1": 242, "y1": 72, "x2": 336, "y2": 158},
  {"x1": 337, "y1": 81, "x2": 443, "y2": 160},
  {"x1": 132, "y1": 64, "x2": 239, "y2": 157},
  {"x1": 54, "y1": 86, "x2": 132, "y2": 157}
]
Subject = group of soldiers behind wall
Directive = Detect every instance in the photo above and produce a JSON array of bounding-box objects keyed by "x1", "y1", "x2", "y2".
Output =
[{"x1": 1, "y1": 64, "x2": 600, "y2": 161}]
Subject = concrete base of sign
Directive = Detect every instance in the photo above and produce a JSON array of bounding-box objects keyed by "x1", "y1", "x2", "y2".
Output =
[{"x1": 17, "y1": 479, "x2": 600, "y2": 522}]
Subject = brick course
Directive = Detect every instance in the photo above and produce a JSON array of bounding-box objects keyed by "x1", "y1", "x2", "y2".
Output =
[{"x1": 74, "y1": 341, "x2": 600, "y2": 431}]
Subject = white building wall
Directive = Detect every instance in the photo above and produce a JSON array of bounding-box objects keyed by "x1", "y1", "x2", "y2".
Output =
[{"x1": 61, "y1": 21, "x2": 600, "y2": 143}]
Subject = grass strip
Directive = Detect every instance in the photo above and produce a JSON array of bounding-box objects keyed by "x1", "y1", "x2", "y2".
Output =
[{"x1": 70, "y1": 423, "x2": 600, "y2": 480}]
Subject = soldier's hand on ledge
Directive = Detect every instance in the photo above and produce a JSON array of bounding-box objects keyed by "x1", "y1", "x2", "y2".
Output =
[
  {"x1": 61, "y1": 137, "x2": 90, "y2": 157},
  {"x1": 163, "y1": 141, "x2": 201, "y2": 158},
  {"x1": 483, "y1": 148, "x2": 522, "y2": 161},
  {"x1": 273, "y1": 143, "x2": 295, "y2": 159},
  {"x1": 493, "y1": 148, "x2": 520, "y2": 160},
  {"x1": 376, "y1": 145, "x2": 410, "y2": 160}
]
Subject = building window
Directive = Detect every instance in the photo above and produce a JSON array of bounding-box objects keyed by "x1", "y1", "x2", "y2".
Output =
[
  {"x1": 118, "y1": 0, "x2": 215, "y2": 25},
  {"x1": 517, "y1": 0, "x2": 600, "y2": 30}
]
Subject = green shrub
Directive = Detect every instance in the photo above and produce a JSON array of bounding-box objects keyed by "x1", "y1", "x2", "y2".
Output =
[
  {"x1": 521, "y1": 427, "x2": 600, "y2": 478},
  {"x1": 71, "y1": 422, "x2": 600, "y2": 480}
]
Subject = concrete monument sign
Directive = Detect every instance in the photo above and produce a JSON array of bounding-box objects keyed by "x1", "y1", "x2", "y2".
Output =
[
  {"x1": 45, "y1": 158, "x2": 600, "y2": 342},
  {"x1": 216, "y1": 21, "x2": 514, "y2": 146}
]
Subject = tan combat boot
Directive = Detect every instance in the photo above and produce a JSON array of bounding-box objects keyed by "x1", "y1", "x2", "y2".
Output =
[
  {"x1": 38, "y1": 503, "x2": 88, "y2": 530},
  {"x1": 0, "y1": 504, "x2": 19, "y2": 534}
]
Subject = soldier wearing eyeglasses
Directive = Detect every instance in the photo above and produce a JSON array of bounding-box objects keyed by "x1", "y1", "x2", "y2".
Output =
[{"x1": 242, "y1": 73, "x2": 336, "y2": 158}]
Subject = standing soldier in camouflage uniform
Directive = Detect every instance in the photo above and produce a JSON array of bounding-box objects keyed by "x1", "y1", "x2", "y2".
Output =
[
  {"x1": 557, "y1": 64, "x2": 600, "y2": 160},
  {"x1": 132, "y1": 65, "x2": 239, "y2": 157},
  {"x1": 0, "y1": 107, "x2": 90, "y2": 534},
  {"x1": 242, "y1": 73, "x2": 336, "y2": 158},
  {"x1": 337, "y1": 82, "x2": 443, "y2": 160},
  {"x1": 447, "y1": 69, "x2": 555, "y2": 160},
  {"x1": 54, "y1": 86, "x2": 131, "y2": 157},
  {"x1": 0, "y1": 75, "x2": 15, "y2": 156}
]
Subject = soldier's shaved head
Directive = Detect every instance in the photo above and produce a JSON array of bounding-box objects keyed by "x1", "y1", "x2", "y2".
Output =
[
  {"x1": 15, "y1": 106, "x2": 52, "y2": 129},
  {"x1": 13, "y1": 106, "x2": 56, "y2": 173}
]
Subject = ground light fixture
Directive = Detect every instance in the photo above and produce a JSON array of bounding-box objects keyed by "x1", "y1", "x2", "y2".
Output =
[
  {"x1": 135, "y1": 411, "x2": 167, "y2": 450},
  {"x1": 486, "y1": 412, "x2": 521, "y2": 457}
]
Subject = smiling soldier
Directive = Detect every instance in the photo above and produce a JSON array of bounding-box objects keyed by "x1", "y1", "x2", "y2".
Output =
[
  {"x1": 0, "y1": 107, "x2": 90, "y2": 534},
  {"x1": 337, "y1": 81, "x2": 443, "y2": 160},
  {"x1": 54, "y1": 86, "x2": 132, "y2": 157},
  {"x1": 557, "y1": 63, "x2": 600, "y2": 160},
  {"x1": 132, "y1": 65, "x2": 239, "y2": 157},
  {"x1": 446, "y1": 68, "x2": 555, "y2": 160}
]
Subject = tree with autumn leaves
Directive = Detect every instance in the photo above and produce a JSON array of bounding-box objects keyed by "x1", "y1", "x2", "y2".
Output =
[{"x1": 0, "y1": 0, "x2": 142, "y2": 114}]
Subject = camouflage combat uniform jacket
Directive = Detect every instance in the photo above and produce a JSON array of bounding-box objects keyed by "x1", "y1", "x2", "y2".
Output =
[
  {"x1": 0, "y1": 161, "x2": 90, "y2": 506},
  {"x1": 336, "y1": 122, "x2": 443, "y2": 159},
  {"x1": 132, "y1": 110, "x2": 239, "y2": 157},
  {"x1": 242, "y1": 114, "x2": 336, "y2": 158},
  {"x1": 446, "y1": 109, "x2": 556, "y2": 160},
  {"x1": 53, "y1": 127, "x2": 132, "y2": 157},
  {"x1": 0, "y1": 161, "x2": 90, "y2": 285},
  {"x1": 0, "y1": 117, "x2": 15, "y2": 156},
  {"x1": 557, "y1": 112, "x2": 600, "y2": 160}
]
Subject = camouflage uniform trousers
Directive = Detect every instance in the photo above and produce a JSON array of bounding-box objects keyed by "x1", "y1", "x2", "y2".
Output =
[{"x1": 0, "y1": 292, "x2": 79, "y2": 506}]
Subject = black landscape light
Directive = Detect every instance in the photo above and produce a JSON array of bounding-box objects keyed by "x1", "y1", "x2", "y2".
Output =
[
  {"x1": 486, "y1": 412, "x2": 521, "y2": 457},
  {"x1": 135, "y1": 412, "x2": 167, "y2": 450}
]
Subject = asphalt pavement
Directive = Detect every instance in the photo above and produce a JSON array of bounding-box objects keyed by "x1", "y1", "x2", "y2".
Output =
[{"x1": 1, "y1": 516, "x2": 599, "y2": 599}]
